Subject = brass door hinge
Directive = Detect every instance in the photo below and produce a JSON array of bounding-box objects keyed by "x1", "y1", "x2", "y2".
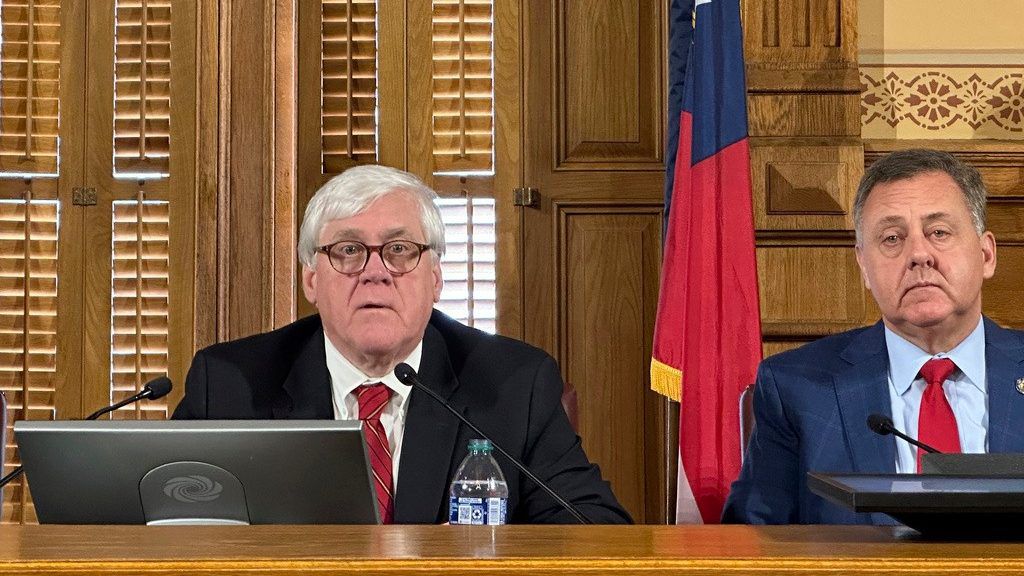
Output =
[
  {"x1": 72, "y1": 187, "x2": 97, "y2": 206},
  {"x1": 512, "y1": 187, "x2": 539, "y2": 208}
]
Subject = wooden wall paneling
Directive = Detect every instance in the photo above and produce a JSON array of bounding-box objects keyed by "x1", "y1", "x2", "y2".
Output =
[
  {"x1": 751, "y1": 141, "x2": 860, "y2": 231},
  {"x1": 376, "y1": 1, "x2": 407, "y2": 171},
  {"x1": 273, "y1": 0, "x2": 296, "y2": 329},
  {"x1": 519, "y1": 0, "x2": 670, "y2": 523},
  {"x1": 294, "y1": 0, "x2": 323, "y2": 321},
  {"x1": 493, "y1": 0, "x2": 523, "y2": 338},
  {"x1": 51, "y1": 0, "x2": 88, "y2": 423},
  {"x1": 743, "y1": 0, "x2": 859, "y2": 91},
  {"x1": 756, "y1": 238, "x2": 870, "y2": 338},
  {"x1": 193, "y1": 0, "x2": 220, "y2": 352},
  {"x1": 163, "y1": 0, "x2": 199, "y2": 406},
  {"x1": 557, "y1": 0, "x2": 662, "y2": 168},
  {"x1": 743, "y1": 0, "x2": 865, "y2": 346},
  {"x1": 81, "y1": 0, "x2": 118, "y2": 416},
  {"x1": 560, "y1": 202, "x2": 665, "y2": 523},
  {"x1": 762, "y1": 340, "x2": 811, "y2": 358},
  {"x1": 405, "y1": 1, "x2": 433, "y2": 181},
  {"x1": 219, "y1": 0, "x2": 277, "y2": 340}
]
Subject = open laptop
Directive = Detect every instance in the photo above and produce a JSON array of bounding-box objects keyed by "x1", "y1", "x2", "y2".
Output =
[{"x1": 14, "y1": 419, "x2": 379, "y2": 525}]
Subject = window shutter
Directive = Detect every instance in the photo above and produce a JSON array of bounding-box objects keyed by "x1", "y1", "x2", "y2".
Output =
[
  {"x1": 0, "y1": 0, "x2": 60, "y2": 175},
  {"x1": 431, "y1": 0, "x2": 493, "y2": 174},
  {"x1": 113, "y1": 0, "x2": 171, "y2": 176},
  {"x1": 0, "y1": 198, "x2": 58, "y2": 523},
  {"x1": 430, "y1": 1, "x2": 495, "y2": 331},
  {"x1": 321, "y1": 0, "x2": 378, "y2": 172},
  {"x1": 109, "y1": 200, "x2": 169, "y2": 418},
  {"x1": 436, "y1": 198, "x2": 495, "y2": 333}
]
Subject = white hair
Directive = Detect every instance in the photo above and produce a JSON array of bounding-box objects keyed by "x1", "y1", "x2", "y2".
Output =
[{"x1": 297, "y1": 165, "x2": 446, "y2": 267}]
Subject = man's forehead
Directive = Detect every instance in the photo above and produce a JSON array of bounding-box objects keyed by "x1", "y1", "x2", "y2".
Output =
[
  {"x1": 867, "y1": 212, "x2": 954, "y2": 229},
  {"x1": 322, "y1": 224, "x2": 412, "y2": 241}
]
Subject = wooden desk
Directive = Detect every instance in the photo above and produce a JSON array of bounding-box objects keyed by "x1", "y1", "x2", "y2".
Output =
[{"x1": 1, "y1": 524, "x2": 1023, "y2": 575}]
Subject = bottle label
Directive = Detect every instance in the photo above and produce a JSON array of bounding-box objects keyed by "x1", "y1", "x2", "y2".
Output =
[{"x1": 449, "y1": 496, "x2": 507, "y2": 525}]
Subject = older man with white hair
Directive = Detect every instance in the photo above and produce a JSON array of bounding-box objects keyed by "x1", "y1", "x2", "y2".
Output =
[{"x1": 174, "y1": 165, "x2": 630, "y2": 525}]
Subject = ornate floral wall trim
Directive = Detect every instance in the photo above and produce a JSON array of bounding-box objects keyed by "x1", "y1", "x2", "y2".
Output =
[{"x1": 861, "y1": 66, "x2": 1024, "y2": 139}]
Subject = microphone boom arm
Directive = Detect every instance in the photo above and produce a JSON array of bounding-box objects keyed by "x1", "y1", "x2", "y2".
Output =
[
  {"x1": 396, "y1": 364, "x2": 593, "y2": 525},
  {"x1": 0, "y1": 376, "x2": 173, "y2": 489}
]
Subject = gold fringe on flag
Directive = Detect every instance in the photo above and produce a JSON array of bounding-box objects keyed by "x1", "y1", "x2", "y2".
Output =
[{"x1": 650, "y1": 358, "x2": 682, "y2": 402}]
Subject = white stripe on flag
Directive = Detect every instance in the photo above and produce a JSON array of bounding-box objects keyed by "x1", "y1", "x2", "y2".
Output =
[{"x1": 675, "y1": 453, "x2": 704, "y2": 524}]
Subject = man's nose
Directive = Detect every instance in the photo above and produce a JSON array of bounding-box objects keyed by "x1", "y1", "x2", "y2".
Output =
[
  {"x1": 360, "y1": 249, "x2": 393, "y2": 281},
  {"x1": 906, "y1": 232, "x2": 935, "y2": 269}
]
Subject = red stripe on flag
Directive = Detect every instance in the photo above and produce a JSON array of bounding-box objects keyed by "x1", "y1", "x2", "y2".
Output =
[{"x1": 653, "y1": 110, "x2": 762, "y2": 522}]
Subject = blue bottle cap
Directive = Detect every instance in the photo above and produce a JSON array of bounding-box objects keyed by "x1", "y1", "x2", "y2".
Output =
[{"x1": 468, "y1": 438, "x2": 492, "y2": 452}]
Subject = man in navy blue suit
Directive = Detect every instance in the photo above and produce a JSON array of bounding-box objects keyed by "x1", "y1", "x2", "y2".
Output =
[{"x1": 723, "y1": 149, "x2": 1024, "y2": 524}]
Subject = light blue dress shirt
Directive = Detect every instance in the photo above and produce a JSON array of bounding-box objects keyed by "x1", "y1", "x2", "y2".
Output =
[{"x1": 884, "y1": 318, "x2": 988, "y2": 473}]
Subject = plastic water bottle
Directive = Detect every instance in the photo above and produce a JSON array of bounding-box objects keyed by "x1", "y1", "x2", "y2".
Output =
[{"x1": 448, "y1": 439, "x2": 509, "y2": 525}]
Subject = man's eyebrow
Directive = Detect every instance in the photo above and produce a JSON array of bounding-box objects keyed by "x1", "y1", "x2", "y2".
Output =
[
  {"x1": 325, "y1": 227, "x2": 411, "y2": 242},
  {"x1": 921, "y1": 211, "x2": 953, "y2": 224},
  {"x1": 870, "y1": 215, "x2": 906, "y2": 230}
]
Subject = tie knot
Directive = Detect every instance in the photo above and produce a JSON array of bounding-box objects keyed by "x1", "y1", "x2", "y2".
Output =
[
  {"x1": 919, "y1": 357, "x2": 957, "y2": 386},
  {"x1": 355, "y1": 382, "x2": 391, "y2": 420}
]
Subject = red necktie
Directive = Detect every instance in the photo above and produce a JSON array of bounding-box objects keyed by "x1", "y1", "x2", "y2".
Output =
[
  {"x1": 356, "y1": 383, "x2": 394, "y2": 523},
  {"x1": 916, "y1": 358, "x2": 961, "y2": 472}
]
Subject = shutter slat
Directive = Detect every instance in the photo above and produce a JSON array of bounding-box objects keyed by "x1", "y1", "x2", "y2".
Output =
[
  {"x1": 435, "y1": 197, "x2": 495, "y2": 333},
  {"x1": 112, "y1": 0, "x2": 172, "y2": 176},
  {"x1": 107, "y1": 200, "x2": 170, "y2": 420},
  {"x1": 430, "y1": 0, "x2": 494, "y2": 174},
  {"x1": 0, "y1": 1, "x2": 61, "y2": 175},
  {"x1": 0, "y1": 199, "x2": 59, "y2": 524},
  {"x1": 321, "y1": 0, "x2": 379, "y2": 170}
]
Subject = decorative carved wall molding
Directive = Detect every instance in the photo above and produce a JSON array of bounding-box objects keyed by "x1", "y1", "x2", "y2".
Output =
[{"x1": 861, "y1": 67, "x2": 1024, "y2": 138}]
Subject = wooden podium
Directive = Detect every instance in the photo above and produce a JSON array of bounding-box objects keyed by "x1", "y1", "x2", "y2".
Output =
[{"x1": 2, "y1": 525, "x2": 1024, "y2": 575}]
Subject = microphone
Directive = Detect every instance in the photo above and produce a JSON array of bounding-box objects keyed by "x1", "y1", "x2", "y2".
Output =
[
  {"x1": 394, "y1": 362, "x2": 592, "y2": 524},
  {"x1": 866, "y1": 413, "x2": 941, "y2": 455},
  {"x1": 85, "y1": 376, "x2": 173, "y2": 420},
  {"x1": 0, "y1": 376, "x2": 174, "y2": 489}
]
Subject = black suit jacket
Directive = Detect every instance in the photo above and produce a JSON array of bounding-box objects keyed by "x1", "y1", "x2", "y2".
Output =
[{"x1": 173, "y1": 310, "x2": 631, "y2": 524}]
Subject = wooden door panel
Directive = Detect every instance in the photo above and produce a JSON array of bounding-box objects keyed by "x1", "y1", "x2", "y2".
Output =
[
  {"x1": 558, "y1": 0, "x2": 662, "y2": 166},
  {"x1": 520, "y1": 0, "x2": 669, "y2": 523},
  {"x1": 562, "y1": 205, "x2": 664, "y2": 521}
]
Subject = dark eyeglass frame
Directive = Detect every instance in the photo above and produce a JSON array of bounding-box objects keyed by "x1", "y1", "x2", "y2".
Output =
[{"x1": 315, "y1": 239, "x2": 432, "y2": 275}]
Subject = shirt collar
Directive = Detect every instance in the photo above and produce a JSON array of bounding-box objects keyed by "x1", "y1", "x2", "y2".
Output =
[
  {"x1": 323, "y1": 334, "x2": 420, "y2": 406},
  {"x1": 884, "y1": 317, "x2": 986, "y2": 396}
]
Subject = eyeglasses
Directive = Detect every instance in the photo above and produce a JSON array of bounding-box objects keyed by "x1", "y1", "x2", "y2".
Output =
[{"x1": 315, "y1": 239, "x2": 432, "y2": 275}]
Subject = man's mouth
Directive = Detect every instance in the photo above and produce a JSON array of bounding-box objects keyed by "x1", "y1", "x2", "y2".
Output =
[{"x1": 903, "y1": 281, "x2": 940, "y2": 296}]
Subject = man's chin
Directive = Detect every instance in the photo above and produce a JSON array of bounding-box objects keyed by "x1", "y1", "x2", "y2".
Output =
[{"x1": 897, "y1": 306, "x2": 958, "y2": 330}]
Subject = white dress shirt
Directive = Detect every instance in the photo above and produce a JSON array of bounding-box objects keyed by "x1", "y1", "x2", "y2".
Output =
[
  {"x1": 884, "y1": 318, "x2": 988, "y2": 473},
  {"x1": 324, "y1": 335, "x2": 419, "y2": 485}
]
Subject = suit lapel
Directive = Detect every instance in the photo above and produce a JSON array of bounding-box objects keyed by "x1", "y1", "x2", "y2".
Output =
[
  {"x1": 393, "y1": 323, "x2": 462, "y2": 523},
  {"x1": 835, "y1": 322, "x2": 896, "y2": 473},
  {"x1": 274, "y1": 323, "x2": 333, "y2": 419},
  {"x1": 983, "y1": 318, "x2": 1024, "y2": 452}
]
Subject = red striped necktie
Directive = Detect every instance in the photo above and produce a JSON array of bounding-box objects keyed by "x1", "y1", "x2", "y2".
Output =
[
  {"x1": 916, "y1": 358, "x2": 961, "y2": 472},
  {"x1": 356, "y1": 383, "x2": 394, "y2": 524}
]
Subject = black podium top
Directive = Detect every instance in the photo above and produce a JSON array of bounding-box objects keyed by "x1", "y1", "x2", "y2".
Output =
[{"x1": 808, "y1": 470, "x2": 1024, "y2": 538}]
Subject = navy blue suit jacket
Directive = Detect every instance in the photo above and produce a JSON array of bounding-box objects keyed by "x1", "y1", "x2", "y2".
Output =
[{"x1": 722, "y1": 317, "x2": 1024, "y2": 525}]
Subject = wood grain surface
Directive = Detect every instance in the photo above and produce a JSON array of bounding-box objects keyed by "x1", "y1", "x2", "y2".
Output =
[{"x1": 2, "y1": 524, "x2": 1024, "y2": 575}]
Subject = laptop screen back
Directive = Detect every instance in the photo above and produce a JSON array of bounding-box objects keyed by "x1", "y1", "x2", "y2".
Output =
[{"x1": 15, "y1": 419, "x2": 378, "y2": 525}]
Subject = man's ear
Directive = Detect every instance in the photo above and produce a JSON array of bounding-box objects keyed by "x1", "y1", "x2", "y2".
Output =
[
  {"x1": 855, "y1": 243, "x2": 872, "y2": 291},
  {"x1": 432, "y1": 257, "x2": 443, "y2": 303},
  {"x1": 981, "y1": 230, "x2": 997, "y2": 279},
  {"x1": 301, "y1": 265, "x2": 318, "y2": 305}
]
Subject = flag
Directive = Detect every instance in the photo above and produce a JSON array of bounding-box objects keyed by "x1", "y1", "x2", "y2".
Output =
[{"x1": 650, "y1": 0, "x2": 762, "y2": 524}]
